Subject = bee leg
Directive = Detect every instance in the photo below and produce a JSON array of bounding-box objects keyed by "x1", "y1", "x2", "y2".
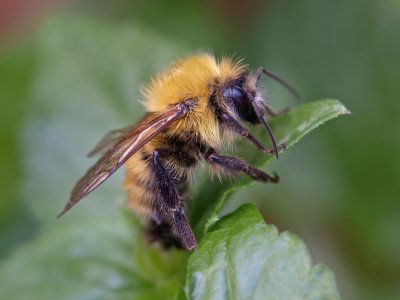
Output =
[
  {"x1": 151, "y1": 151, "x2": 197, "y2": 250},
  {"x1": 220, "y1": 112, "x2": 286, "y2": 154},
  {"x1": 205, "y1": 148, "x2": 280, "y2": 183},
  {"x1": 172, "y1": 207, "x2": 197, "y2": 250}
]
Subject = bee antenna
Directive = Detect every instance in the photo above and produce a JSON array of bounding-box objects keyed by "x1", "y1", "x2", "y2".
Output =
[{"x1": 256, "y1": 67, "x2": 300, "y2": 102}]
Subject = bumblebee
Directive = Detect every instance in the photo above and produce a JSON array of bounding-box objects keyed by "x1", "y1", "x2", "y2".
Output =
[{"x1": 58, "y1": 53, "x2": 298, "y2": 250}]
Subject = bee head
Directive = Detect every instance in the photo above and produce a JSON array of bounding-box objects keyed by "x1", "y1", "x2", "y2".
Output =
[
  {"x1": 219, "y1": 73, "x2": 279, "y2": 159},
  {"x1": 221, "y1": 85, "x2": 259, "y2": 124},
  {"x1": 217, "y1": 68, "x2": 298, "y2": 159}
]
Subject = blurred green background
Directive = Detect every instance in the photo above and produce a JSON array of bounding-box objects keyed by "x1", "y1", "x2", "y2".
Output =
[{"x1": 0, "y1": 0, "x2": 399, "y2": 299}]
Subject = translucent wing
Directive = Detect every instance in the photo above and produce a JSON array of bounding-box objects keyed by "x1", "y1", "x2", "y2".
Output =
[
  {"x1": 87, "y1": 114, "x2": 153, "y2": 157},
  {"x1": 58, "y1": 102, "x2": 190, "y2": 217},
  {"x1": 86, "y1": 126, "x2": 136, "y2": 157}
]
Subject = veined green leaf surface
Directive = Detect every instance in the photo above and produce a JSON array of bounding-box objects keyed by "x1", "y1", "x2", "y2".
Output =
[{"x1": 186, "y1": 204, "x2": 341, "y2": 300}]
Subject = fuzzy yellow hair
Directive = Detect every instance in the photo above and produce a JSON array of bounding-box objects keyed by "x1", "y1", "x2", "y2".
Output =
[{"x1": 141, "y1": 53, "x2": 246, "y2": 148}]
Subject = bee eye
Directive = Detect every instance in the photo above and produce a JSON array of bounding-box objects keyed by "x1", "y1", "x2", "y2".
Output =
[{"x1": 222, "y1": 86, "x2": 257, "y2": 123}]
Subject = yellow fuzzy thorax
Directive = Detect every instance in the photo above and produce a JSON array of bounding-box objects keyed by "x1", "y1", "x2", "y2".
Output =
[{"x1": 141, "y1": 53, "x2": 247, "y2": 148}]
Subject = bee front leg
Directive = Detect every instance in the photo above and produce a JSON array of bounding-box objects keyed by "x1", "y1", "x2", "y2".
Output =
[
  {"x1": 220, "y1": 112, "x2": 286, "y2": 154},
  {"x1": 151, "y1": 151, "x2": 197, "y2": 250},
  {"x1": 205, "y1": 148, "x2": 279, "y2": 183}
]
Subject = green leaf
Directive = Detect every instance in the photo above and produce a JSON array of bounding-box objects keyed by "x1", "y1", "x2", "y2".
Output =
[
  {"x1": 0, "y1": 214, "x2": 188, "y2": 300},
  {"x1": 186, "y1": 204, "x2": 341, "y2": 300},
  {"x1": 189, "y1": 99, "x2": 350, "y2": 234},
  {"x1": 0, "y1": 219, "x2": 134, "y2": 300}
]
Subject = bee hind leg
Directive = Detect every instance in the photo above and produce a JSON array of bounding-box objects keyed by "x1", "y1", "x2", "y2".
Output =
[
  {"x1": 151, "y1": 151, "x2": 197, "y2": 250},
  {"x1": 205, "y1": 148, "x2": 279, "y2": 183}
]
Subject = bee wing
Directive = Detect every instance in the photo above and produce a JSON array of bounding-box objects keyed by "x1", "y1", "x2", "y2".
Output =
[
  {"x1": 86, "y1": 126, "x2": 137, "y2": 157},
  {"x1": 58, "y1": 102, "x2": 190, "y2": 217},
  {"x1": 87, "y1": 114, "x2": 154, "y2": 157}
]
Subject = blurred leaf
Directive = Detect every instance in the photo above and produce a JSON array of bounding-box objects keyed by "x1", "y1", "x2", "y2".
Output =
[
  {"x1": 0, "y1": 44, "x2": 39, "y2": 257},
  {"x1": 186, "y1": 204, "x2": 341, "y2": 300},
  {"x1": 0, "y1": 214, "x2": 188, "y2": 300},
  {"x1": 190, "y1": 99, "x2": 350, "y2": 234},
  {"x1": 0, "y1": 218, "x2": 134, "y2": 300},
  {"x1": 0, "y1": 46, "x2": 35, "y2": 222}
]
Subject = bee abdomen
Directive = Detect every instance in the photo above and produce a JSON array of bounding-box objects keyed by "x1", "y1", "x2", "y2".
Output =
[
  {"x1": 124, "y1": 133, "x2": 206, "y2": 220},
  {"x1": 124, "y1": 154, "x2": 158, "y2": 219}
]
